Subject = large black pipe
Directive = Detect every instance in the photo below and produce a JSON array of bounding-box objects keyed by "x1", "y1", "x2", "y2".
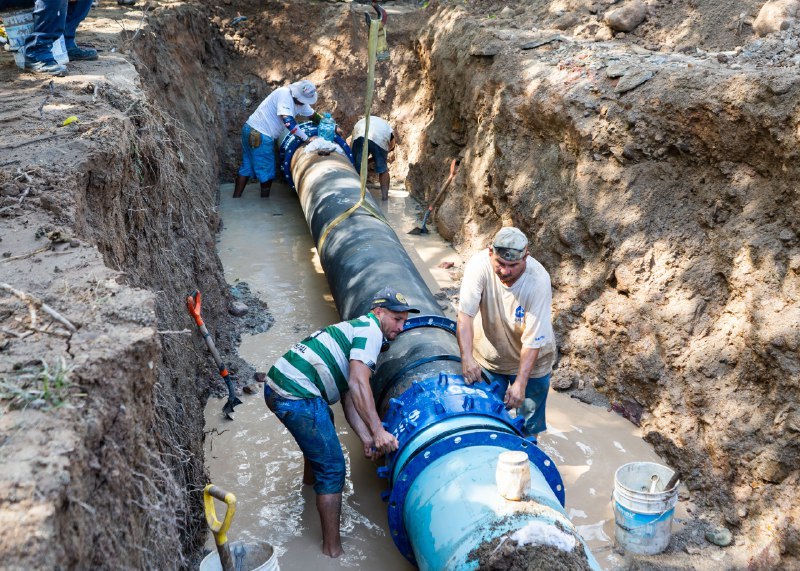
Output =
[{"x1": 288, "y1": 147, "x2": 463, "y2": 413}]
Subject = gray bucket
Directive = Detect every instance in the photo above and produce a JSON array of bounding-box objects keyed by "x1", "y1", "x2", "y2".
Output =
[
  {"x1": 199, "y1": 541, "x2": 278, "y2": 571},
  {"x1": 613, "y1": 462, "x2": 678, "y2": 555}
]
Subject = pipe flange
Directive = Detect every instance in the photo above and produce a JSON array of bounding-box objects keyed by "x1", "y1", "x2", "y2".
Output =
[
  {"x1": 279, "y1": 121, "x2": 354, "y2": 190},
  {"x1": 401, "y1": 315, "x2": 457, "y2": 336},
  {"x1": 386, "y1": 430, "x2": 566, "y2": 565},
  {"x1": 383, "y1": 374, "x2": 519, "y2": 470}
]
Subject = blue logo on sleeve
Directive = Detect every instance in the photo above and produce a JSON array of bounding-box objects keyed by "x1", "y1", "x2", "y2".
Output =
[{"x1": 514, "y1": 306, "x2": 525, "y2": 325}]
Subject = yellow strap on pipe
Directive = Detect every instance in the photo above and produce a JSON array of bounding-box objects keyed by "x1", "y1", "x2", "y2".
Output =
[{"x1": 317, "y1": 16, "x2": 387, "y2": 256}]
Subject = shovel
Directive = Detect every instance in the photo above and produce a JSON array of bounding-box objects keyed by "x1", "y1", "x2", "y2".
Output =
[
  {"x1": 204, "y1": 484, "x2": 237, "y2": 571},
  {"x1": 409, "y1": 158, "x2": 460, "y2": 235},
  {"x1": 187, "y1": 290, "x2": 243, "y2": 420}
]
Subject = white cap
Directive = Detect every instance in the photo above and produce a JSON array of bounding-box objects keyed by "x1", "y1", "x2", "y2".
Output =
[
  {"x1": 492, "y1": 227, "x2": 528, "y2": 261},
  {"x1": 289, "y1": 80, "x2": 318, "y2": 105}
]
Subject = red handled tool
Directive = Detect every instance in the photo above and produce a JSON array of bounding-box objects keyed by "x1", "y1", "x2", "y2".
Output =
[{"x1": 187, "y1": 290, "x2": 243, "y2": 420}]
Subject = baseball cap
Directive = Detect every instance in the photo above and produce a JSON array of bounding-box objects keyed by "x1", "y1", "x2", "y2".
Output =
[
  {"x1": 289, "y1": 80, "x2": 318, "y2": 105},
  {"x1": 370, "y1": 287, "x2": 420, "y2": 313},
  {"x1": 492, "y1": 227, "x2": 528, "y2": 261}
]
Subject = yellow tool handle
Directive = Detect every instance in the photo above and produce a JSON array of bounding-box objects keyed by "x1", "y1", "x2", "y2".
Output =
[{"x1": 204, "y1": 484, "x2": 237, "y2": 546}]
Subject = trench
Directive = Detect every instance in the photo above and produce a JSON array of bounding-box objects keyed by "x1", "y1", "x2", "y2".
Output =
[{"x1": 204, "y1": 180, "x2": 686, "y2": 570}]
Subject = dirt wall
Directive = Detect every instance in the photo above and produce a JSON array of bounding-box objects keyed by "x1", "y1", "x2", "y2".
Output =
[
  {"x1": 0, "y1": 4, "x2": 245, "y2": 569},
  {"x1": 399, "y1": 1, "x2": 800, "y2": 567}
]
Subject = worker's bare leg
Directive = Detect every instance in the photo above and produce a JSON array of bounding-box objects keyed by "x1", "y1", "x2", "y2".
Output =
[
  {"x1": 232, "y1": 174, "x2": 249, "y2": 198},
  {"x1": 303, "y1": 456, "x2": 316, "y2": 486},
  {"x1": 379, "y1": 171, "x2": 390, "y2": 201},
  {"x1": 317, "y1": 493, "x2": 343, "y2": 557},
  {"x1": 260, "y1": 181, "x2": 271, "y2": 198}
]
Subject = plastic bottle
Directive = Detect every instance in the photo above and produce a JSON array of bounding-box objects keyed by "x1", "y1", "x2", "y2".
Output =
[{"x1": 318, "y1": 113, "x2": 336, "y2": 142}]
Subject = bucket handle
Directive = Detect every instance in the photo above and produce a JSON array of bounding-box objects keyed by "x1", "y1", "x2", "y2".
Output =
[{"x1": 612, "y1": 492, "x2": 675, "y2": 532}]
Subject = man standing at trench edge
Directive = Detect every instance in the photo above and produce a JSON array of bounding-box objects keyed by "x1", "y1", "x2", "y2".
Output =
[
  {"x1": 264, "y1": 287, "x2": 418, "y2": 557},
  {"x1": 457, "y1": 227, "x2": 556, "y2": 438}
]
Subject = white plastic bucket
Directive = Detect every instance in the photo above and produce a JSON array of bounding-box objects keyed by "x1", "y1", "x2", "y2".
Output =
[
  {"x1": 613, "y1": 462, "x2": 678, "y2": 555},
  {"x1": 199, "y1": 541, "x2": 279, "y2": 571}
]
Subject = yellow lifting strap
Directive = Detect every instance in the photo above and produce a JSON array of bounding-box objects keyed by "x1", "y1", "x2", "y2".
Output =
[{"x1": 317, "y1": 15, "x2": 388, "y2": 256}]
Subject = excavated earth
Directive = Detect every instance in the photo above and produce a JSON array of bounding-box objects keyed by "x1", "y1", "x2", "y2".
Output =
[{"x1": 1, "y1": 0, "x2": 798, "y2": 569}]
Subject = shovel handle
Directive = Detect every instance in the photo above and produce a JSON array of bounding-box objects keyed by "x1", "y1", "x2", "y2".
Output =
[{"x1": 204, "y1": 484, "x2": 237, "y2": 545}]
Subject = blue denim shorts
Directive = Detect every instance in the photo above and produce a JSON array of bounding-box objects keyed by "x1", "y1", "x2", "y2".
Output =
[
  {"x1": 238, "y1": 124, "x2": 276, "y2": 183},
  {"x1": 484, "y1": 371, "x2": 551, "y2": 436},
  {"x1": 264, "y1": 384, "x2": 346, "y2": 495},
  {"x1": 352, "y1": 137, "x2": 389, "y2": 174}
]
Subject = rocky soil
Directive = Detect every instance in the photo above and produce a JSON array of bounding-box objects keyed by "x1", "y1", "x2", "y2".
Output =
[{"x1": 1, "y1": 0, "x2": 798, "y2": 569}]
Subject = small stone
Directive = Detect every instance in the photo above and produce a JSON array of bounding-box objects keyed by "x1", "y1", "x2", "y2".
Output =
[
  {"x1": 705, "y1": 527, "x2": 733, "y2": 547},
  {"x1": 470, "y1": 42, "x2": 502, "y2": 57},
  {"x1": 2, "y1": 252, "x2": 11, "y2": 258},
  {"x1": 240, "y1": 37, "x2": 251, "y2": 47},
  {"x1": 615, "y1": 69, "x2": 655, "y2": 93},
  {"x1": 595, "y1": 26, "x2": 614, "y2": 41},
  {"x1": 499, "y1": 6, "x2": 515, "y2": 18},
  {"x1": 29, "y1": 398, "x2": 47, "y2": 410},
  {"x1": 754, "y1": 0, "x2": 800, "y2": 37},
  {"x1": 243, "y1": 384, "x2": 259, "y2": 395},
  {"x1": 438, "y1": 261, "x2": 455, "y2": 269},
  {"x1": 717, "y1": 53, "x2": 730, "y2": 63},
  {"x1": 553, "y1": 12, "x2": 580, "y2": 30},
  {"x1": 779, "y1": 229, "x2": 795, "y2": 241},
  {"x1": 229, "y1": 302, "x2": 249, "y2": 317},
  {"x1": 605, "y1": 0, "x2": 647, "y2": 32},
  {"x1": 69, "y1": 239, "x2": 80, "y2": 248},
  {"x1": 254, "y1": 372, "x2": 267, "y2": 383}
]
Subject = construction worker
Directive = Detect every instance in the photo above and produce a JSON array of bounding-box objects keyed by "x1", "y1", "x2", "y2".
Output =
[
  {"x1": 21, "y1": 0, "x2": 98, "y2": 76},
  {"x1": 264, "y1": 287, "x2": 418, "y2": 557},
  {"x1": 350, "y1": 115, "x2": 396, "y2": 201},
  {"x1": 457, "y1": 227, "x2": 556, "y2": 438},
  {"x1": 233, "y1": 80, "x2": 338, "y2": 199}
]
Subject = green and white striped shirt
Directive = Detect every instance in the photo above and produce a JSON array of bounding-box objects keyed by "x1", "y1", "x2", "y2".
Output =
[{"x1": 266, "y1": 313, "x2": 384, "y2": 404}]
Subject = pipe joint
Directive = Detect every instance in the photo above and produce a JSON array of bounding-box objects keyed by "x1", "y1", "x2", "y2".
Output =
[{"x1": 278, "y1": 121, "x2": 354, "y2": 190}]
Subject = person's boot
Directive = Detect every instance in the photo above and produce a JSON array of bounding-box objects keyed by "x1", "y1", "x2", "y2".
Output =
[
  {"x1": 24, "y1": 57, "x2": 67, "y2": 76},
  {"x1": 66, "y1": 45, "x2": 98, "y2": 61}
]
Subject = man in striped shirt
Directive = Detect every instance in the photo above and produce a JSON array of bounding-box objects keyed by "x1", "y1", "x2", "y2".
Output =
[{"x1": 265, "y1": 286, "x2": 419, "y2": 558}]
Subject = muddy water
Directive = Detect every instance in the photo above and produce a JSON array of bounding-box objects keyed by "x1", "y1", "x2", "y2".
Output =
[{"x1": 205, "y1": 182, "x2": 686, "y2": 570}]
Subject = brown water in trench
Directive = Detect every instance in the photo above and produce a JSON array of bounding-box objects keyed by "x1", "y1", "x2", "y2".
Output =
[{"x1": 204, "y1": 181, "x2": 688, "y2": 570}]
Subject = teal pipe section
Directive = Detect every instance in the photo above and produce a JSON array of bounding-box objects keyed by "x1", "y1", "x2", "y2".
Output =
[{"x1": 403, "y1": 444, "x2": 602, "y2": 570}]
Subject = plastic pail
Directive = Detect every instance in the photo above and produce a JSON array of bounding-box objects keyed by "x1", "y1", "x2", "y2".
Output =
[
  {"x1": 613, "y1": 462, "x2": 678, "y2": 555},
  {"x1": 199, "y1": 541, "x2": 279, "y2": 571}
]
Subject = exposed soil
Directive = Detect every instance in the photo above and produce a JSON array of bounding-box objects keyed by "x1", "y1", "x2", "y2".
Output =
[
  {"x1": 1, "y1": 0, "x2": 798, "y2": 569},
  {"x1": 470, "y1": 530, "x2": 594, "y2": 570}
]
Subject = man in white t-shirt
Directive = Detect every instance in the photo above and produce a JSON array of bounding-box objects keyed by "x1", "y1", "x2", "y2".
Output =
[
  {"x1": 457, "y1": 227, "x2": 556, "y2": 438},
  {"x1": 233, "y1": 80, "x2": 333, "y2": 199},
  {"x1": 350, "y1": 116, "x2": 396, "y2": 200}
]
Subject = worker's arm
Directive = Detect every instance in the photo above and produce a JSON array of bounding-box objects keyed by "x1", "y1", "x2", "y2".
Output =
[
  {"x1": 504, "y1": 347, "x2": 540, "y2": 409},
  {"x1": 348, "y1": 359, "x2": 398, "y2": 457},
  {"x1": 457, "y1": 311, "x2": 482, "y2": 384},
  {"x1": 342, "y1": 391, "x2": 377, "y2": 459},
  {"x1": 388, "y1": 133, "x2": 397, "y2": 152},
  {"x1": 281, "y1": 115, "x2": 313, "y2": 141}
]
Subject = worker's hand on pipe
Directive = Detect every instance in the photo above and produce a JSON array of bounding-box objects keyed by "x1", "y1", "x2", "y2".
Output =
[
  {"x1": 503, "y1": 380, "x2": 526, "y2": 410},
  {"x1": 371, "y1": 428, "x2": 399, "y2": 457},
  {"x1": 335, "y1": 126, "x2": 344, "y2": 138},
  {"x1": 363, "y1": 440, "x2": 377, "y2": 460},
  {"x1": 461, "y1": 355, "x2": 482, "y2": 385}
]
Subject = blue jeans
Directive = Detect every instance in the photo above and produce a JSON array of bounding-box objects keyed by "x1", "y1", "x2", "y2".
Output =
[
  {"x1": 352, "y1": 137, "x2": 389, "y2": 174},
  {"x1": 24, "y1": 0, "x2": 93, "y2": 60},
  {"x1": 238, "y1": 124, "x2": 276, "y2": 183},
  {"x1": 484, "y1": 371, "x2": 551, "y2": 436},
  {"x1": 264, "y1": 384, "x2": 346, "y2": 495}
]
